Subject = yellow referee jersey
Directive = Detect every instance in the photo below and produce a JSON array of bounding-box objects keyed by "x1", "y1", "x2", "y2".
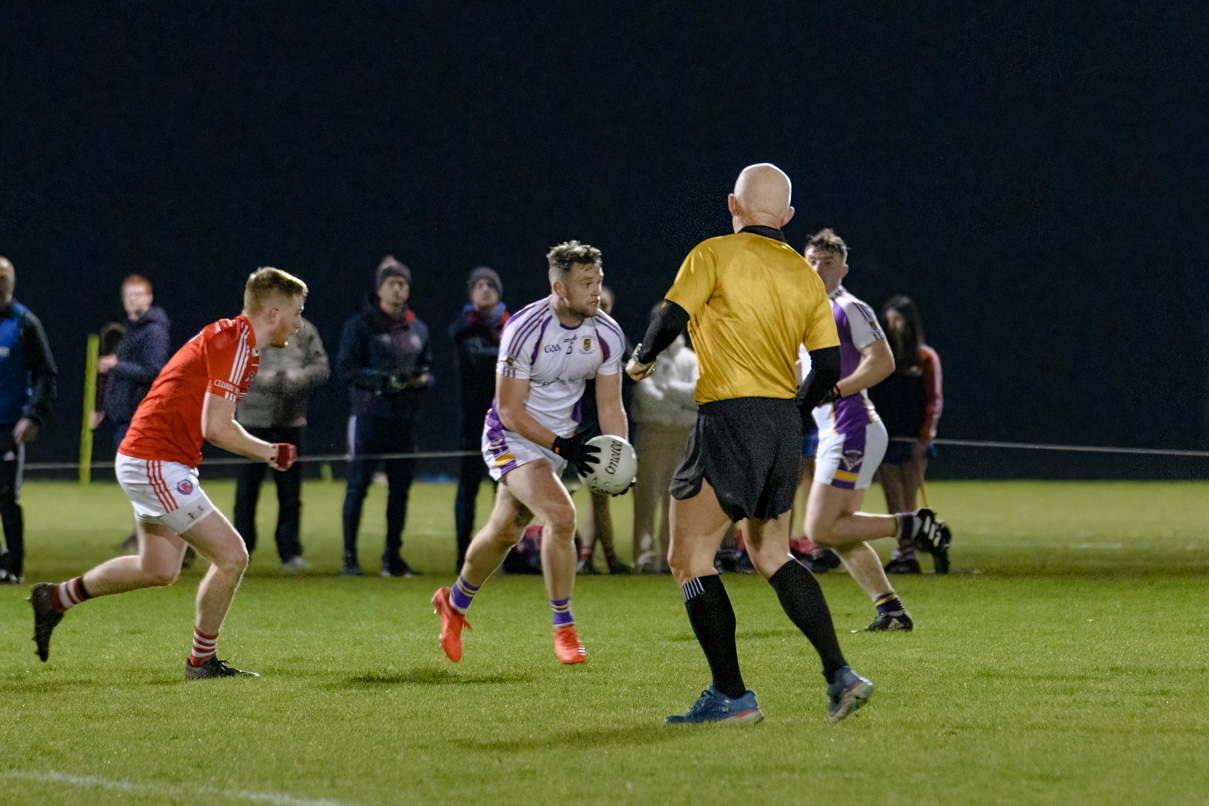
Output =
[{"x1": 664, "y1": 227, "x2": 839, "y2": 404}]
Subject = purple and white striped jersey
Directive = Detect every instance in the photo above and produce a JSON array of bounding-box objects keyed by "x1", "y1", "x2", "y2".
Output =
[
  {"x1": 808, "y1": 285, "x2": 886, "y2": 436},
  {"x1": 489, "y1": 295, "x2": 625, "y2": 437}
]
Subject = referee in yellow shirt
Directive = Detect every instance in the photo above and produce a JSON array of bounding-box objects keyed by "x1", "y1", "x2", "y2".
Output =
[{"x1": 627, "y1": 164, "x2": 873, "y2": 724}]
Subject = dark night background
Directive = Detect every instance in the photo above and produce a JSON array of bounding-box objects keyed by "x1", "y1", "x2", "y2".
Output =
[{"x1": 2, "y1": 2, "x2": 1206, "y2": 479}]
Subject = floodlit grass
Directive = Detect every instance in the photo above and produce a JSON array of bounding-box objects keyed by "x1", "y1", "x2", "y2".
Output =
[{"x1": 3, "y1": 479, "x2": 1208, "y2": 805}]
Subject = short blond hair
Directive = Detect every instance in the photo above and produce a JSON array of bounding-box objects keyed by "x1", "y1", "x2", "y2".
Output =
[
  {"x1": 546, "y1": 240, "x2": 602, "y2": 284},
  {"x1": 244, "y1": 267, "x2": 307, "y2": 315}
]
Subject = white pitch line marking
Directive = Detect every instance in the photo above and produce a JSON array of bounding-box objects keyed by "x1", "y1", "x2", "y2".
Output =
[{"x1": 0, "y1": 770, "x2": 371, "y2": 806}]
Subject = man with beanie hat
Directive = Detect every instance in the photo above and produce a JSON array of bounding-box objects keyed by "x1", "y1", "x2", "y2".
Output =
[
  {"x1": 337, "y1": 255, "x2": 433, "y2": 577},
  {"x1": 449, "y1": 266, "x2": 508, "y2": 569}
]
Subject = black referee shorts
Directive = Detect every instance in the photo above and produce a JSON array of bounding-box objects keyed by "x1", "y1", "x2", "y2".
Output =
[{"x1": 670, "y1": 397, "x2": 802, "y2": 522}]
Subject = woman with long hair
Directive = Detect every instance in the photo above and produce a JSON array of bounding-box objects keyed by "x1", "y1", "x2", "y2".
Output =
[{"x1": 868, "y1": 295, "x2": 945, "y2": 573}]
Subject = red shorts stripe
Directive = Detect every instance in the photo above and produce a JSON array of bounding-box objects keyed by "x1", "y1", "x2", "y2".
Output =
[
  {"x1": 156, "y1": 461, "x2": 178, "y2": 511},
  {"x1": 152, "y1": 461, "x2": 178, "y2": 511},
  {"x1": 146, "y1": 460, "x2": 172, "y2": 512}
]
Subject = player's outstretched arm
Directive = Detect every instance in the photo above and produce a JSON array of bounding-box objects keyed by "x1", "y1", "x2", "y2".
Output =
[
  {"x1": 200, "y1": 392, "x2": 279, "y2": 465},
  {"x1": 627, "y1": 299, "x2": 690, "y2": 380}
]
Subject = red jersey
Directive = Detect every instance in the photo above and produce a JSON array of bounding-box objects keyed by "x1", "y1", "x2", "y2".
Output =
[{"x1": 120, "y1": 315, "x2": 259, "y2": 468}]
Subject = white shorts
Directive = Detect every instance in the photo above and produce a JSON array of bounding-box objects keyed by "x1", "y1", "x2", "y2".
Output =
[
  {"x1": 813, "y1": 419, "x2": 888, "y2": 491},
  {"x1": 481, "y1": 425, "x2": 567, "y2": 481},
  {"x1": 116, "y1": 453, "x2": 217, "y2": 535}
]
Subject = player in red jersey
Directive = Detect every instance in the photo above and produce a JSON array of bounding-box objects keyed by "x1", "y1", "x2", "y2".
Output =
[{"x1": 30, "y1": 268, "x2": 308, "y2": 680}]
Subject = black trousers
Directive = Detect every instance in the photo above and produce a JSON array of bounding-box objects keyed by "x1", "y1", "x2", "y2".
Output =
[
  {"x1": 342, "y1": 414, "x2": 416, "y2": 564},
  {"x1": 454, "y1": 424, "x2": 491, "y2": 568},
  {"x1": 0, "y1": 428, "x2": 24, "y2": 577},
  {"x1": 234, "y1": 426, "x2": 304, "y2": 562}
]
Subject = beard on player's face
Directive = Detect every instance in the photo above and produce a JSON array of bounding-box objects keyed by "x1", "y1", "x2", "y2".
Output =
[{"x1": 556, "y1": 267, "x2": 602, "y2": 319}]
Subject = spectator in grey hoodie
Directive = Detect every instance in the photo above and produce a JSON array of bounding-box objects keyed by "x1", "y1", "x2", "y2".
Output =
[
  {"x1": 233, "y1": 317, "x2": 329, "y2": 569},
  {"x1": 630, "y1": 333, "x2": 698, "y2": 574}
]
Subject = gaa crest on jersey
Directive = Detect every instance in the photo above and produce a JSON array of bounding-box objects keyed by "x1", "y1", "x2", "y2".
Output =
[
  {"x1": 581, "y1": 338, "x2": 592, "y2": 353},
  {"x1": 177, "y1": 479, "x2": 195, "y2": 496},
  {"x1": 840, "y1": 450, "x2": 864, "y2": 472}
]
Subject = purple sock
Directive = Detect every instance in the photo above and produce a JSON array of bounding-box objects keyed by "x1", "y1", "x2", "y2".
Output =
[
  {"x1": 551, "y1": 597, "x2": 574, "y2": 628},
  {"x1": 875, "y1": 593, "x2": 905, "y2": 616},
  {"x1": 450, "y1": 576, "x2": 480, "y2": 613}
]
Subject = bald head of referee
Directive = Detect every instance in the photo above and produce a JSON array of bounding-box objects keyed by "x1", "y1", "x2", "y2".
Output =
[
  {"x1": 728, "y1": 163, "x2": 794, "y2": 232},
  {"x1": 626, "y1": 163, "x2": 872, "y2": 725}
]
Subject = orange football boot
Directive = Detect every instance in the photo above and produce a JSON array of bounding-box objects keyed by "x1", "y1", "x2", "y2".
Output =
[
  {"x1": 432, "y1": 587, "x2": 471, "y2": 662},
  {"x1": 554, "y1": 624, "x2": 586, "y2": 664}
]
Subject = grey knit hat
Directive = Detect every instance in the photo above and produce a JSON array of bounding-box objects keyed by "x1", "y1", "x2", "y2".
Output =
[
  {"x1": 467, "y1": 265, "x2": 502, "y2": 299},
  {"x1": 376, "y1": 255, "x2": 412, "y2": 289}
]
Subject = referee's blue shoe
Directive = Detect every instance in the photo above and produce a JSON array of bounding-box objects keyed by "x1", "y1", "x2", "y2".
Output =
[
  {"x1": 827, "y1": 666, "x2": 874, "y2": 724},
  {"x1": 665, "y1": 686, "x2": 764, "y2": 724}
]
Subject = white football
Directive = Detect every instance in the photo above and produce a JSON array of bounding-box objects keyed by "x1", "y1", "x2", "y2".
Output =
[{"x1": 579, "y1": 435, "x2": 638, "y2": 495}]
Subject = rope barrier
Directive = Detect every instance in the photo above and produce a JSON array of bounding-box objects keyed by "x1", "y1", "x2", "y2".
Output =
[
  {"x1": 24, "y1": 450, "x2": 482, "y2": 472},
  {"x1": 926, "y1": 438, "x2": 1209, "y2": 459},
  {"x1": 20, "y1": 438, "x2": 1209, "y2": 473}
]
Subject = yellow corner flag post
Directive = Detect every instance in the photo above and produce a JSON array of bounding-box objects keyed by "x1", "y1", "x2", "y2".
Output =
[{"x1": 79, "y1": 333, "x2": 100, "y2": 485}]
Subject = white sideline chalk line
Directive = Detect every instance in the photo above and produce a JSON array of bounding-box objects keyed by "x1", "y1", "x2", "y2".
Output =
[{"x1": 0, "y1": 770, "x2": 367, "y2": 806}]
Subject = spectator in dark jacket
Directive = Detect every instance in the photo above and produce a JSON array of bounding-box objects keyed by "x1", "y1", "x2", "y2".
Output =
[
  {"x1": 338, "y1": 256, "x2": 433, "y2": 577},
  {"x1": 450, "y1": 266, "x2": 508, "y2": 569},
  {"x1": 0, "y1": 257, "x2": 57, "y2": 584},
  {"x1": 235, "y1": 317, "x2": 329, "y2": 570},
  {"x1": 92, "y1": 321, "x2": 127, "y2": 431},
  {"x1": 96, "y1": 275, "x2": 171, "y2": 448},
  {"x1": 93, "y1": 275, "x2": 173, "y2": 556}
]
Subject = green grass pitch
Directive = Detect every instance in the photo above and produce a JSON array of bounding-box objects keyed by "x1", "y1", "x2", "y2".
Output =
[{"x1": 2, "y1": 479, "x2": 1208, "y2": 805}]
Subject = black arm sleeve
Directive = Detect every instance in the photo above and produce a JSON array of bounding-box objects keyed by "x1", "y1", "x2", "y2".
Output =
[
  {"x1": 635, "y1": 300, "x2": 690, "y2": 364},
  {"x1": 794, "y1": 346, "x2": 841, "y2": 411},
  {"x1": 20, "y1": 310, "x2": 58, "y2": 427}
]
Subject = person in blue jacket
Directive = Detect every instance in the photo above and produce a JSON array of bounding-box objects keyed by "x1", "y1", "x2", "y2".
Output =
[
  {"x1": 0, "y1": 257, "x2": 58, "y2": 585},
  {"x1": 338, "y1": 256, "x2": 433, "y2": 577}
]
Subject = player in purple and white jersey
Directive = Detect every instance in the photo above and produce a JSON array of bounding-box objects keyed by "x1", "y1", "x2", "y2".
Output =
[
  {"x1": 801, "y1": 229, "x2": 952, "y2": 631},
  {"x1": 432, "y1": 241, "x2": 628, "y2": 665}
]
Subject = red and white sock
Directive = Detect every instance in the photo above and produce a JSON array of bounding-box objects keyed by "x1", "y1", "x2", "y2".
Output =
[
  {"x1": 189, "y1": 628, "x2": 218, "y2": 667},
  {"x1": 52, "y1": 577, "x2": 92, "y2": 613}
]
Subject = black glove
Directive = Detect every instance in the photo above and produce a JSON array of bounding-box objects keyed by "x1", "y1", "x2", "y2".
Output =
[
  {"x1": 552, "y1": 433, "x2": 601, "y2": 476},
  {"x1": 796, "y1": 386, "x2": 841, "y2": 432}
]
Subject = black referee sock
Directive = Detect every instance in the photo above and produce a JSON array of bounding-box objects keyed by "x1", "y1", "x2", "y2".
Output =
[
  {"x1": 768, "y1": 560, "x2": 847, "y2": 684},
  {"x1": 681, "y1": 574, "x2": 746, "y2": 700}
]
